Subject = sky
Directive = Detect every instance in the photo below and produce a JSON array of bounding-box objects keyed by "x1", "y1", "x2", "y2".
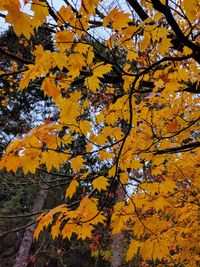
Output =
[
  {"x1": 0, "y1": 0, "x2": 131, "y2": 32},
  {"x1": 0, "y1": 0, "x2": 64, "y2": 32}
]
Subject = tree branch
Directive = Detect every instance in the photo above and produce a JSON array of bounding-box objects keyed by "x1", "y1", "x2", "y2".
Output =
[
  {"x1": 0, "y1": 47, "x2": 33, "y2": 64},
  {"x1": 0, "y1": 222, "x2": 36, "y2": 238},
  {"x1": 154, "y1": 141, "x2": 200, "y2": 154},
  {"x1": 151, "y1": 0, "x2": 200, "y2": 64},
  {"x1": 126, "y1": 0, "x2": 149, "y2": 21},
  {"x1": 0, "y1": 210, "x2": 47, "y2": 219},
  {"x1": 0, "y1": 13, "x2": 6, "y2": 19},
  {"x1": 0, "y1": 68, "x2": 28, "y2": 79}
]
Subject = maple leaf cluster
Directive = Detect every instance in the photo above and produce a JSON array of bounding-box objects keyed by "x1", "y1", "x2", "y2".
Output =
[{"x1": 0, "y1": 0, "x2": 199, "y2": 266}]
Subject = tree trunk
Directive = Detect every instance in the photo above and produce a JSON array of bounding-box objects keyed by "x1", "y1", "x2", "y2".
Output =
[
  {"x1": 13, "y1": 177, "x2": 49, "y2": 267},
  {"x1": 111, "y1": 184, "x2": 125, "y2": 267}
]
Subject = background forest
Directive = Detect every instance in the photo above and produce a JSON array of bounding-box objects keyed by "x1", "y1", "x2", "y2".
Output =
[{"x1": 0, "y1": 26, "x2": 96, "y2": 267}]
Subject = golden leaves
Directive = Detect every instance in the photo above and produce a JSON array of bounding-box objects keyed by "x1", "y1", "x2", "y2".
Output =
[
  {"x1": 34, "y1": 205, "x2": 68, "y2": 240},
  {"x1": 92, "y1": 176, "x2": 109, "y2": 191},
  {"x1": 99, "y1": 150, "x2": 114, "y2": 161},
  {"x1": 80, "y1": 0, "x2": 99, "y2": 17},
  {"x1": 71, "y1": 156, "x2": 84, "y2": 171},
  {"x1": 85, "y1": 76, "x2": 101, "y2": 92},
  {"x1": 31, "y1": 0, "x2": 49, "y2": 28},
  {"x1": 41, "y1": 78, "x2": 61, "y2": 100},
  {"x1": 3, "y1": 155, "x2": 19, "y2": 173},
  {"x1": 126, "y1": 50, "x2": 138, "y2": 62},
  {"x1": 60, "y1": 197, "x2": 106, "y2": 240},
  {"x1": 79, "y1": 120, "x2": 91, "y2": 136},
  {"x1": 58, "y1": 91, "x2": 82, "y2": 126},
  {"x1": 158, "y1": 38, "x2": 171, "y2": 55},
  {"x1": 20, "y1": 48, "x2": 68, "y2": 90},
  {"x1": 1, "y1": 1, "x2": 200, "y2": 265},
  {"x1": 126, "y1": 230, "x2": 171, "y2": 262},
  {"x1": 40, "y1": 150, "x2": 61, "y2": 172},
  {"x1": 0, "y1": 0, "x2": 20, "y2": 11},
  {"x1": 126, "y1": 240, "x2": 140, "y2": 261},
  {"x1": 96, "y1": 112, "x2": 105, "y2": 123},
  {"x1": 84, "y1": 63, "x2": 112, "y2": 92},
  {"x1": 182, "y1": 0, "x2": 200, "y2": 22},
  {"x1": 67, "y1": 53, "x2": 86, "y2": 79},
  {"x1": 6, "y1": 11, "x2": 33, "y2": 39},
  {"x1": 55, "y1": 30, "x2": 74, "y2": 51},
  {"x1": 111, "y1": 201, "x2": 132, "y2": 234},
  {"x1": 57, "y1": 6, "x2": 75, "y2": 27},
  {"x1": 0, "y1": 123, "x2": 63, "y2": 174},
  {"x1": 20, "y1": 151, "x2": 41, "y2": 174},
  {"x1": 65, "y1": 179, "x2": 79, "y2": 199},
  {"x1": 92, "y1": 63, "x2": 112, "y2": 78},
  {"x1": 153, "y1": 196, "x2": 169, "y2": 212},
  {"x1": 141, "y1": 239, "x2": 170, "y2": 261},
  {"x1": 119, "y1": 172, "x2": 129, "y2": 184},
  {"x1": 103, "y1": 8, "x2": 131, "y2": 31},
  {"x1": 140, "y1": 239, "x2": 154, "y2": 261},
  {"x1": 0, "y1": 0, "x2": 49, "y2": 38}
]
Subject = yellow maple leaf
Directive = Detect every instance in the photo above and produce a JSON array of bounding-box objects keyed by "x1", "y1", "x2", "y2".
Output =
[
  {"x1": 62, "y1": 223, "x2": 77, "y2": 240},
  {"x1": 111, "y1": 216, "x2": 125, "y2": 234},
  {"x1": 55, "y1": 30, "x2": 74, "y2": 51},
  {"x1": 76, "y1": 223, "x2": 93, "y2": 240},
  {"x1": 93, "y1": 63, "x2": 112, "y2": 78},
  {"x1": 6, "y1": 11, "x2": 33, "y2": 39},
  {"x1": 57, "y1": 6, "x2": 76, "y2": 26},
  {"x1": 65, "y1": 179, "x2": 78, "y2": 199},
  {"x1": 153, "y1": 239, "x2": 170, "y2": 261},
  {"x1": 119, "y1": 172, "x2": 129, "y2": 184},
  {"x1": 153, "y1": 196, "x2": 169, "y2": 211},
  {"x1": 132, "y1": 218, "x2": 144, "y2": 237},
  {"x1": 140, "y1": 31, "x2": 151, "y2": 51},
  {"x1": 4, "y1": 155, "x2": 19, "y2": 173},
  {"x1": 0, "y1": 0, "x2": 20, "y2": 11},
  {"x1": 182, "y1": 0, "x2": 199, "y2": 21},
  {"x1": 80, "y1": 0, "x2": 99, "y2": 16},
  {"x1": 108, "y1": 166, "x2": 116, "y2": 178},
  {"x1": 71, "y1": 156, "x2": 84, "y2": 171},
  {"x1": 84, "y1": 76, "x2": 101, "y2": 92},
  {"x1": 41, "y1": 78, "x2": 61, "y2": 99},
  {"x1": 68, "y1": 53, "x2": 86, "y2": 78},
  {"x1": 53, "y1": 52, "x2": 68, "y2": 71},
  {"x1": 140, "y1": 239, "x2": 154, "y2": 260},
  {"x1": 51, "y1": 219, "x2": 61, "y2": 239},
  {"x1": 31, "y1": 0, "x2": 48, "y2": 28},
  {"x1": 126, "y1": 240, "x2": 140, "y2": 261},
  {"x1": 142, "y1": 182, "x2": 159, "y2": 195},
  {"x1": 79, "y1": 120, "x2": 91, "y2": 136},
  {"x1": 126, "y1": 50, "x2": 138, "y2": 61},
  {"x1": 99, "y1": 150, "x2": 114, "y2": 160},
  {"x1": 103, "y1": 8, "x2": 131, "y2": 31},
  {"x1": 85, "y1": 63, "x2": 112, "y2": 92},
  {"x1": 40, "y1": 150, "x2": 60, "y2": 172},
  {"x1": 158, "y1": 38, "x2": 171, "y2": 55},
  {"x1": 34, "y1": 219, "x2": 46, "y2": 240},
  {"x1": 20, "y1": 152, "x2": 40, "y2": 174},
  {"x1": 34, "y1": 206, "x2": 67, "y2": 240},
  {"x1": 159, "y1": 180, "x2": 177, "y2": 194},
  {"x1": 96, "y1": 112, "x2": 105, "y2": 123},
  {"x1": 92, "y1": 176, "x2": 109, "y2": 191}
]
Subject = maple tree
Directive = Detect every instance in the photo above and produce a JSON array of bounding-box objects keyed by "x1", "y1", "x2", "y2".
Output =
[{"x1": 0, "y1": 0, "x2": 199, "y2": 266}]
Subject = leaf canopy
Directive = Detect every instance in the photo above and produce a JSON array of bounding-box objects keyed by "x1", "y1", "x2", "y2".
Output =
[{"x1": 0, "y1": 0, "x2": 199, "y2": 265}]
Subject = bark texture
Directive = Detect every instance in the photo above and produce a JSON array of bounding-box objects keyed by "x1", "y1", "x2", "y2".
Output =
[
  {"x1": 111, "y1": 184, "x2": 125, "y2": 267},
  {"x1": 13, "y1": 177, "x2": 49, "y2": 267}
]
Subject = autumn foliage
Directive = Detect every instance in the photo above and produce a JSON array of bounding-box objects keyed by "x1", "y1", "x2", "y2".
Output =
[{"x1": 0, "y1": 0, "x2": 199, "y2": 266}]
